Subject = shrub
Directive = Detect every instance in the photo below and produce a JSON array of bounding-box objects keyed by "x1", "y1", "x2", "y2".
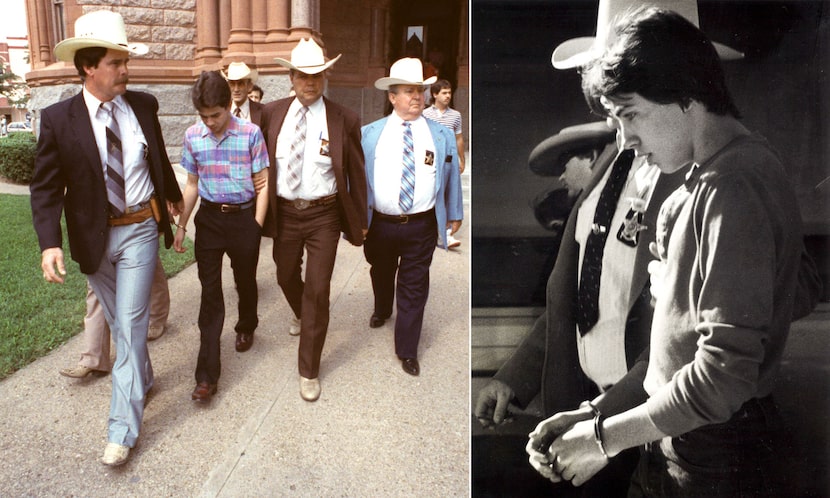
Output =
[{"x1": 0, "y1": 133, "x2": 36, "y2": 184}]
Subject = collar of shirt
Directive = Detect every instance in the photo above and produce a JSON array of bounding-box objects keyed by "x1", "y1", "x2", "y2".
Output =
[
  {"x1": 288, "y1": 96, "x2": 325, "y2": 121},
  {"x1": 386, "y1": 111, "x2": 428, "y2": 130},
  {"x1": 198, "y1": 113, "x2": 243, "y2": 141},
  {"x1": 83, "y1": 87, "x2": 127, "y2": 122},
  {"x1": 232, "y1": 99, "x2": 251, "y2": 119}
]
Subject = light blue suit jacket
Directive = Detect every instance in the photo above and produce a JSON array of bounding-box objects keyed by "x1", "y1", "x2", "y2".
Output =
[{"x1": 361, "y1": 116, "x2": 464, "y2": 249}]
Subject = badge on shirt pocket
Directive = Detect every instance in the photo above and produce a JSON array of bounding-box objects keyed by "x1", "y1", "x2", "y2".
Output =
[
  {"x1": 425, "y1": 150, "x2": 435, "y2": 166},
  {"x1": 320, "y1": 138, "x2": 330, "y2": 157}
]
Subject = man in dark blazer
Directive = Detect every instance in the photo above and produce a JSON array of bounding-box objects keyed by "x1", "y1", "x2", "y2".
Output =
[
  {"x1": 361, "y1": 58, "x2": 464, "y2": 377},
  {"x1": 224, "y1": 61, "x2": 263, "y2": 127},
  {"x1": 260, "y1": 38, "x2": 367, "y2": 402},
  {"x1": 474, "y1": 126, "x2": 685, "y2": 495},
  {"x1": 29, "y1": 10, "x2": 183, "y2": 467}
]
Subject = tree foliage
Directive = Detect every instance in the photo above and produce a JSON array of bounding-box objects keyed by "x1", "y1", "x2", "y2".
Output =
[{"x1": 0, "y1": 63, "x2": 29, "y2": 108}]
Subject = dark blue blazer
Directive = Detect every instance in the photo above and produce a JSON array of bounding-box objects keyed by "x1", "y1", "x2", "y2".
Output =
[{"x1": 30, "y1": 90, "x2": 182, "y2": 274}]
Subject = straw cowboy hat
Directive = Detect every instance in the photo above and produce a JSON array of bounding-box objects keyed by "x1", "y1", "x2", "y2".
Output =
[
  {"x1": 374, "y1": 58, "x2": 438, "y2": 90},
  {"x1": 551, "y1": 0, "x2": 743, "y2": 69},
  {"x1": 222, "y1": 62, "x2": 258, "y2": 82},
  {"x1": 274, "y1": 38, "x2": 341, "y2": 75},
  {"x1": 528, "y1": 121, "x2": 616, "y2": 177},
  {"x1": 54, "y1": 10, "x2": 149, "y2": 63}
]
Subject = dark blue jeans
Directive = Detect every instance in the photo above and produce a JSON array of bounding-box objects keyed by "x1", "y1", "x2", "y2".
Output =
[{"x1": 629, "y1": 396, "x2": 786, "y2": 497}]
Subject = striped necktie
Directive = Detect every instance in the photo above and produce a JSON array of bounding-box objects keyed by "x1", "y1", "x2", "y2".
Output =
[
  {"x1": 234, "y1": 107, "x2": 242, "y2": 118},
  {"x1": 399, "y1": 121, "x2": 415, "y2": 212},
  {"x1": 287, "y1": 106, "x2": 308, "y2": 191},
  {"x1": 576, "y1": 149, "x2": 635, "y2": 335},
  {"x1": 100, "y1": 102, "x2": 126, "y2": 217}
]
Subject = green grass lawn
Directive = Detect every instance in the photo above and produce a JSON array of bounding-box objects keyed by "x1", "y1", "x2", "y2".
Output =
[{"x1": 0, "y1": 194, "x2": 195, "y2": 380}]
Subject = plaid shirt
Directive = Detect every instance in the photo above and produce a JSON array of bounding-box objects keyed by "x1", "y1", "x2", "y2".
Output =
[{"x1": 181, "y1": 116, "x2": 269, "y2": 204}]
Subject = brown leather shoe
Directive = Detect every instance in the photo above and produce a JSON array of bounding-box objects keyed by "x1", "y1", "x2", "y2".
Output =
[
  {"x1": 369, "y1": 313, "x2": 388, "y2": 328},
  {"x1": 401, "y1": 358, "x2": 420, "y2": 376},
  {"x1": 191, "y1": 381, "x2": 217, "y2": 403},
  {"x1": 235, "y1": 332, "x2": 254, "y2": 352}
]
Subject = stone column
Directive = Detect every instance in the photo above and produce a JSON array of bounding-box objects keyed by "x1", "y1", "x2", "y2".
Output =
[
  {"x1": 456, "y1": 0, "x2": 469, "y2": 88},
  {"x1": 251, "y1": 0, "x2": 268, "y2": 44},
  {"x1": 219, "y1": 0, "x2": 232, "y2": 53},
  {"x1": 368, "y1": 6, "x2": 386, "y2": 67},
  {"x1": 266, "y1": 0, "x2": 291, "y2": 41},
  {"x1": 27, "y1": 0, "x2": 52, "y2": 68},
  {"x1": 195, "y1": 0, "x2": 221, "y2": 64},
  {"x1": 227, "y1": 0, "x2": 254, "y2": 58}
]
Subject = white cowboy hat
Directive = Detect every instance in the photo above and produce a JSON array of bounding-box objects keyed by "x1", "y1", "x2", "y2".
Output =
[
  {"x1": 222, "y1": 62, "x2": 258, "y2": 82},
  {"x1": 551, "y1": 0, "x2": 743, "y2": 69},
  {"x1": 374, "y1": 58, "x2": 438, "y2": 90},
  {"x1": 54, "y1": 10, "x2": 149, "y2": 63},
  {"x1": 274, "y1": 38, "x2": 341, "y2": 75}
]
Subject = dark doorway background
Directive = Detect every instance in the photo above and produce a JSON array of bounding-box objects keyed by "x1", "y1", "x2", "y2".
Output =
[{"x1": 390, "y1": 0, "x2": 462, "y2": 96}]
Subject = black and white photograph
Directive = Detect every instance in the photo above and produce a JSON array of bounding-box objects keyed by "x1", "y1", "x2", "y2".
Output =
[{"x1": 471, "y1": 0, "x2": 828, "y2": 496}]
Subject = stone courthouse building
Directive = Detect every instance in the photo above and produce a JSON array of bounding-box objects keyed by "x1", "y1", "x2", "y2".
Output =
[{"x1": 23, "y1": 0, "x2": 468, "y2": 161}]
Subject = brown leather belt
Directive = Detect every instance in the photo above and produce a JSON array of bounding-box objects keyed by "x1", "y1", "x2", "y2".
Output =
[
  {"x1": 107, "y1": 200, "x2": 154, "y2": 227},
  {"x1": 279, "y1": 193, "x2": 337, "y2": 211},
  {"x1": 108, "y1": 208, "x2": 153, "y2": 226},
  {"x1": 201, "y1": 199, "x2": 255, "y2": 213},
  {"x1": 372, "y1": 209, "x2": 434, "y2": 224}
]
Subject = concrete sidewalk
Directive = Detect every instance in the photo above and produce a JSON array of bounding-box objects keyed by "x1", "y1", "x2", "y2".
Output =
[{"x1": 0, "y1": 169, "x2": 471, "y2": 496}]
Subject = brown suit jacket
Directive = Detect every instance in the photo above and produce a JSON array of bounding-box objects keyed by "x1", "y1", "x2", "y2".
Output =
[
  {"x1": 249, "y1": 100, "x2": 263, "y2": 128},
  {"x1": 260, "y1": 97, "x2": 367, "y2": 245}
]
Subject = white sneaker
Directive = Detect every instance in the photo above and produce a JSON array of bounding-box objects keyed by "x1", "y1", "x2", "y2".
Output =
[
  {"x1": 289, "y1": 316, "x2": 301, "y2": 336},
  {"x1": 447, "y1": 233, "x2": 461, "y2": 249},
  {"x1": 101, "y1": 442, "x2": 130, "y2": 466}
]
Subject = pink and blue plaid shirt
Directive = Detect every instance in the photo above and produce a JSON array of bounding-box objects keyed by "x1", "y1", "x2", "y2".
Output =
[{"x1": 181, "y1": 116, "x2": 269, "y2": 204}]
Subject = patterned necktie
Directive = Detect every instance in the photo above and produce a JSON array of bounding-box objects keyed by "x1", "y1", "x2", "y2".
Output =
[
  {"x1": 287, "y1": 106, "x2": 308, "y2": 191},
  {"x1": 399, "y1": 121, "x2": 415, "y2": 212},
  {"x1": 234, "y1": 107, "x2": 242, "y2": 118},
  {"x1": 100, "y1": 102, "x2": 125, "y2": 217},
  {"x1": 576, "y1": 149, "x2": 635, "y2": 335}
]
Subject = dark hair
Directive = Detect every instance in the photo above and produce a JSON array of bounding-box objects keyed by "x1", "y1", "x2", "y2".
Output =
[
  {"x1": 192, "y1": 70, "x2": 231, "y2": 110},
  {"x1": 430, "y1": 79, "x2": 452, "y2": 97},
  {"x1": 73, "y1": 46, "x2": 108, "y2": 79},
  {"x1": 250, "y1": 84, "x2": 264, "y2": 97},
  {"x1": 581, "y1": 7, "x2": 740, "y2": 118}
]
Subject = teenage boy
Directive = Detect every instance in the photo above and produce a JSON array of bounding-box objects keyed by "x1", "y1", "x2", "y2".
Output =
[
  {"x1": 174, "y1": 70, "x2": 269, "y2": 403},
  {"x1": 528, "y1": 8, "x2": 806, "y2": 495}
]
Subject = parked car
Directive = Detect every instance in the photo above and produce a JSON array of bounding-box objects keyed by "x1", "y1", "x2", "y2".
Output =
[{"x1": 7, "y1": 122, "x2": 33, "y2": 133}]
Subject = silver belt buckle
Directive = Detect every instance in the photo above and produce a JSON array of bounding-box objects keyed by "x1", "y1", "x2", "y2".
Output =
[{"x1": 294, "y1": 199, "x2": 310, "y2": 210}]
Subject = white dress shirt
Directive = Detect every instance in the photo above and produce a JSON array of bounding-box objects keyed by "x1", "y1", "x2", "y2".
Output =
[
  {"x1": 83, "y1": 87, "x2": 154, "y2": 208},
  {"x1": 575, "y1": 156, "x2": 660, "y2": 390},
  {"x1": 275, "y1": 97, "x2": 336, "y2": 200},
  {"x1": 231, "y1": 99, "x2": 251, "y2": 122},
  {"x1": 372, "y1": 113, "x2": 436, "y2": 215}
]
